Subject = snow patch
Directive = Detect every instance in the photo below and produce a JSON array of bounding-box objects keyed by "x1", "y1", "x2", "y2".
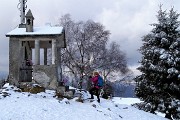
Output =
[{"x1": 0, "y1": 84, "x2": 168, "y2": 120}]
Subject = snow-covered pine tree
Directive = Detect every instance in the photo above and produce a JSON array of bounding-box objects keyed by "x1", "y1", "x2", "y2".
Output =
[{"x1": 135, "y1": 6, "x2": 180, "y2": 120}]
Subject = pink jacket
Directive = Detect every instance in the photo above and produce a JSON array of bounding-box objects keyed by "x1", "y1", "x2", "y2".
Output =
[{"x1": 90, "y1": 75, "x2": 100, "y2": 89}]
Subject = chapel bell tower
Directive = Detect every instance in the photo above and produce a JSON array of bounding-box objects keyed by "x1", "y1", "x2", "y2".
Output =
[{"x1": 26, "y1": 9, "x2": 34, "y2": 32}]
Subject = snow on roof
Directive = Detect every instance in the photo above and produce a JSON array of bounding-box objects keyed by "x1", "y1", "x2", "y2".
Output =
[{"x1": 6, "y1": 26, "x2": 63, "y2": 36}]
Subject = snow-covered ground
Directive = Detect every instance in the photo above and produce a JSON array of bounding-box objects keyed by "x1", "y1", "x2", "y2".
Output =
[{"x1": 0, "y1": 83, "x2": 168, "y2": 120}]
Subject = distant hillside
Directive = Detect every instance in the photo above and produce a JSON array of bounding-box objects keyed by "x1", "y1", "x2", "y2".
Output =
[{"x1": 107, "y1": 71, "x2": 136, "y2": 97}]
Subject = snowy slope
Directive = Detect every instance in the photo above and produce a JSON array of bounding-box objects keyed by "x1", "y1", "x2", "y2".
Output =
[{"x1": 0, "y1": 84, "x2": 168, "y2": 120}]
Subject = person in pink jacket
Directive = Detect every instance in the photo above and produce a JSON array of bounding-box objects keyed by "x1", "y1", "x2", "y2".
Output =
[{"x1": 89, "y1": 72, "x2": 101, "y2": 103}]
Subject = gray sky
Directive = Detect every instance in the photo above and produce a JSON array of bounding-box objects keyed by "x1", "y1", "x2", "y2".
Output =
[{"x1": 0, "y1": 0, "x2": 179, "y2": 75}]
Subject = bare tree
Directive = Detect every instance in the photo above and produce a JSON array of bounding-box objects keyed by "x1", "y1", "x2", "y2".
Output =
[
  {"x1": 96, "y1": 42, "x2": 129, "y2": 81},
  {"x1": 59, "y1": 14, "x2": 110, "y2": 88},
  {"x1": 58, "y1": 14, "x2": 128, "y2": 89}
]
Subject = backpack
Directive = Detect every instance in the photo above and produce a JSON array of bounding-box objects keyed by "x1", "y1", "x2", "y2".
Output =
[{"x1": 97, "y1": 76, "x2": 103, "y2": 87}]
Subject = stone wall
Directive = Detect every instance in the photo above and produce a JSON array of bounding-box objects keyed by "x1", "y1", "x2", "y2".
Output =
[{"x1": 9, "y1": 38, "x2": 21, "y2": 86}]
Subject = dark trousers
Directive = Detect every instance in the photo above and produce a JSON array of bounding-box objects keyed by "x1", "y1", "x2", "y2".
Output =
[{"x1": 89, "y1": 87, "x2": 100, "y2": 102}]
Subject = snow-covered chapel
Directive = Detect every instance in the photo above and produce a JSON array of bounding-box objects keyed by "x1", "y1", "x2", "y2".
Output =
[{"x1": 6, "y1": 0, "x2": 66, "y2": 90}]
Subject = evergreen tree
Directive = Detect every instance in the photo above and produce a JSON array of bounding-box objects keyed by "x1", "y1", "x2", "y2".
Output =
[{"x1": 135, "y1": 6, "x2": 180, "y2": 119}]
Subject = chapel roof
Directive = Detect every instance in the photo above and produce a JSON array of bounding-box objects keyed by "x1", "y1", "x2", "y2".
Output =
[{"x1": 6, "y1": 26, "x2": 63, "y2": 37}]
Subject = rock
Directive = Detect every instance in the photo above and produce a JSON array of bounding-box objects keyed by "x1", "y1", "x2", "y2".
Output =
[
  {"x1": 29, "y1": 85, "x2": 45, "y2": 94},
  {"x1": 56, "y1": 86, "x2": 74, "y2": 99},
  {"x1": 75, "y1": 97, "x2": 84, "y2": 103},
  {"x1": 92, "y1": 104, "x2": 96, "y2": 108},
  {"x1": 2, "y1": 92, "x2": 10, "y2": 97},
  {"x1": 48, "y1": 78, "x2": 58, "y2": 89},
  {"x1": 56, "y1": 86, "x2": 65, "y2": 98},
  {"x1": 33, "y1": 71, "x2": 50, "y2": 88},
  {"x1": 64, "y1": 91, "x2": 73, "y2": 99},
  {"x1": 21, "y1": 83, "x2": 45, "y2": 94}
]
